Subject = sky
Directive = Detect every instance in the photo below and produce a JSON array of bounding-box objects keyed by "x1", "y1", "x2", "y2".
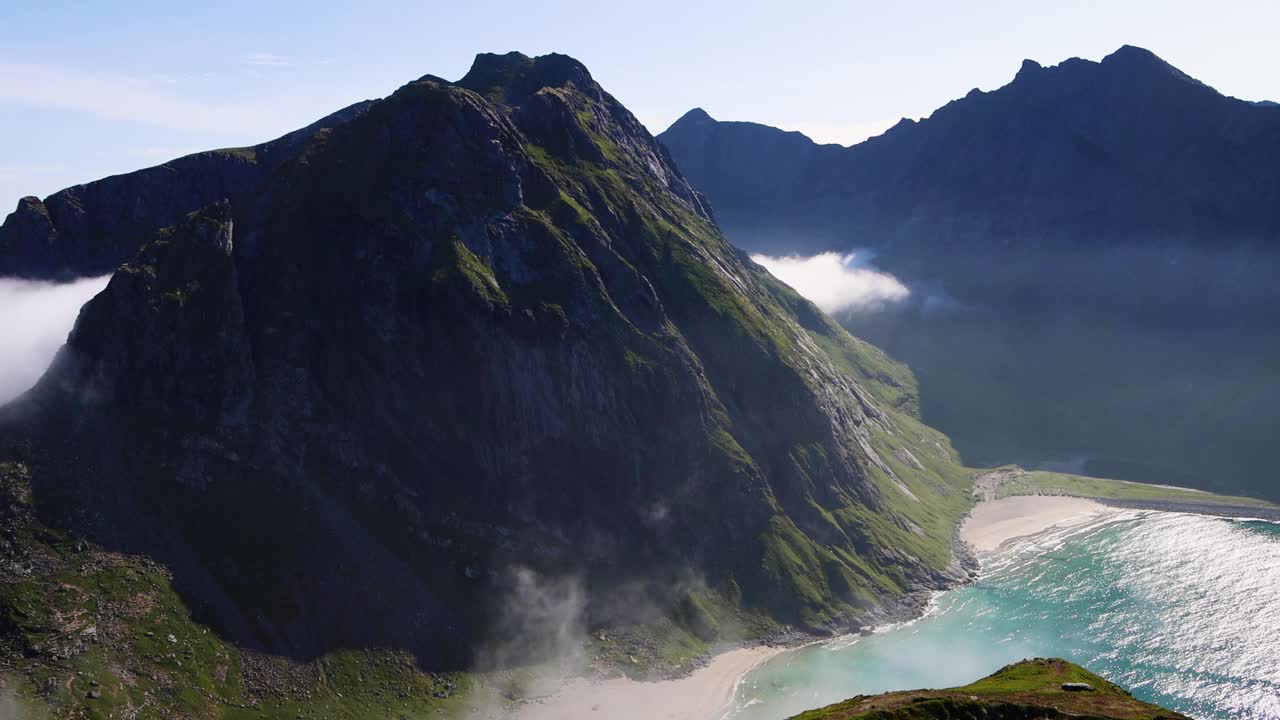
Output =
[{"x1": 2, "y1": 0, "x2": 1278, "y2": 207}]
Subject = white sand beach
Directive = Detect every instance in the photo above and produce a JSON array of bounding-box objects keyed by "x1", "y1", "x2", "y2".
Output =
[
  {"x1": 961, "y1": 495, "x2": 1116, "y2": 552},
  {"x1": 513, "y1": 645, "x2": 784, "y2": 720}
]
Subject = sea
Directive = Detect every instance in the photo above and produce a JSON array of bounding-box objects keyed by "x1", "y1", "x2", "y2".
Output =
[{"x1": 722, "y1": 511, "x2": 1280, "y2": 719}]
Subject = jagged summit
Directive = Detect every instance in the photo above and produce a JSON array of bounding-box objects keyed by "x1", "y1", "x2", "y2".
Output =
[
  {"x1": 1013, "y1": 57, "x2": 1043, "y2": 81},
  {"x1": 1098, "y1": 43, "x2": 1208, "y2": 89},
  {"x1": 457, "y1": 50, "x2": 596, "y2": 103},
  {"x1": 669, "y1": 106, "x2": 716, "y2": 128},
  {"x1": 1102, "y1": 43, "x2": 1169, "y2": 68}
]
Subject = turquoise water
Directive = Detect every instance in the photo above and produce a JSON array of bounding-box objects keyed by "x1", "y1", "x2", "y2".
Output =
[{"x1": 724, "y1": 512, "x2": 1280, "y2": 719}]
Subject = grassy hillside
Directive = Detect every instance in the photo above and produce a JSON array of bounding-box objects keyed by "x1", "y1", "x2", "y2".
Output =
[
  {"x1": 790, "y1": 658, "x2": 1187, "y2": 720},
  {"x1": 991, "y1": 467, "x2": 1277, "y2": 508},
  {"x1": 0, "y1": 460, "x2": 495, "y2": 720}
]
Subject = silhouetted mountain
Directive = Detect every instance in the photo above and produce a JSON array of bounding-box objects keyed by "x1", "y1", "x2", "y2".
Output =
[{"x1": 661, "y1": 45, "x2": 1280, "y2": 264}]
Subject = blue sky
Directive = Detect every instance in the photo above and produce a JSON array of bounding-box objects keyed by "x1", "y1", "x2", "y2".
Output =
[{"x1": 2, "y1": 0, "x2": 1277, "y2": 207}]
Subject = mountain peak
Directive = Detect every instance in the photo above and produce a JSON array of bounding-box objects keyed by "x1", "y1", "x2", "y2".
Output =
[
  {"x1": 1099, "y1": 44, "x2": 1209, "y2": 91},
  {"x1": 1014, "y1": 57, "x2": 1044, "y2": 81},
  {"x1": 1102, "y1": 44, "x2": 1165, "y2": 67},
  {"x1": 457, "y1": 51, "x2": 595, "y2": 103},
  {"x1": 677, "y1": 107, "x2": 715, "y2": 125},
  {"x1": 662, "y1": 107, "x2": 717, "y2": 137}
]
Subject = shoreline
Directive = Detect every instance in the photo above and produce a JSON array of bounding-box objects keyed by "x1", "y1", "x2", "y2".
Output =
[
  {"x1": 1096, "y1": 497, "x2": 1280, "y2": 522},
  {"x1": 510, "y1": 644, "x2": 788, "y2": 720},
  {"x1": 510, "y1": 492, "x2": 1274, "y2": 720},
  {"x1": 959, "y1": 495, "x2": 1119, "y2": 553},
  {"x1": 508, "y1": 535, "x2": 979, "y2": 720}
]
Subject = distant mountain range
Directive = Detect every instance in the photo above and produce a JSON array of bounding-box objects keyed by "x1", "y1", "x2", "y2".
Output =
[
  {"x1": 660, "y1": 45, "x2": 1280, "y2": 260},
  {"x1": 659, "y1": 46, "x2": 1280, "y2": 498}
]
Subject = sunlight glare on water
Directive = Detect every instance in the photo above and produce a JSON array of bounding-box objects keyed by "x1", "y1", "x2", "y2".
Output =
[{"x1": 723, "y1": 512, "x2": 1280, "y2": 720}]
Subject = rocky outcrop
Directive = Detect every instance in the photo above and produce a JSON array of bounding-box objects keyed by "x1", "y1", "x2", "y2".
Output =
[
  {"x1": 0, "y1": 100, "x2": 373, "y2": 279},
  {"x1": 2, "y1": 53, "x2": 974, "y2": 669}
]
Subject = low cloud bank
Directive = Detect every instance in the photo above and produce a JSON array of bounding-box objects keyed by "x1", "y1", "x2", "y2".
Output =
[
  {"x1": 750, "y1": 251, "x2": 908, "y2": 313},
  {"x1": 0, "y1": 275, "x2": 111, "y2": 404}
]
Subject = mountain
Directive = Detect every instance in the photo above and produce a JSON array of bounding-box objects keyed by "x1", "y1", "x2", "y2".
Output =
[
  {"x1": 0, "y1": 52, "x2": 978, "y2": 717},
  {"x1": 660, "y1": 45, "x2": 1280, "y2": 266},
  {"x1": 659, "y1": 46, "x2": 1280, "y2": 499},
  {"x1": 791, "y1": 659, "x2": 1186, "y2": 720},
  {"x1": 0, "y1": 100, "x2": 374, "y2": 280}
]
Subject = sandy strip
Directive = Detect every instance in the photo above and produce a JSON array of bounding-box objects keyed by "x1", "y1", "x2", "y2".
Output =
[
  {"x1": 961, "y1": 495, "x2": 1116, "y2": 552},
  {"x1": 513, "y1": 646, "x2": 785, "y2": 720}
]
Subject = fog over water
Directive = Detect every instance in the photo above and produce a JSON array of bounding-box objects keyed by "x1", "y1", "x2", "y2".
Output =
[
  {"x1": 724, "y1": 512, "x2": 1280, "y2": 720},
  {"x1": 0, "y1": 275, "x2": 110, "y2": 404},
  {"x1": 750, "y1": 251, "x2": 909, "y2": 313}
]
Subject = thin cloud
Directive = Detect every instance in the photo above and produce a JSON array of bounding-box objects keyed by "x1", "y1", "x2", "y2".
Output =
[
  {"x1": 240, "y1": 52, "x2": 294, "y2": 68},
  {"x1": 0, "y1": 61, "x2": 298, "y2": 134},
  {"x1": 752, "y1": 251, "x2": 909, "y2": 312},
  {"x1": 0, "y1": 275, "x2": 111, "y2": 404}
]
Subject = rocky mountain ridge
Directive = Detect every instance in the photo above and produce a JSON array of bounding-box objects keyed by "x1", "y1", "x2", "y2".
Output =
[
  {"x1": 660, "y1": 45, "x2": 1280, "y2": 265},
  {"x1": 0, "y1": 100, "x2": 373, "y2": 279},
  {"x1": 0, "y1": 51, "x2": 976, "y2": 701}
]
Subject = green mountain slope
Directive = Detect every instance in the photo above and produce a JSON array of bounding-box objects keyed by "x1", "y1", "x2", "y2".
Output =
[
  {"x1": 0, "y1": 52, "x2": 979, "y2": 717},
  {"x1": 792, "y1": 659, "x2": 1187, "y2": 720}
]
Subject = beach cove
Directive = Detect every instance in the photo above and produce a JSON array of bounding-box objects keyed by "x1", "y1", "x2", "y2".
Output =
[{"x1": 513, "y1": 488, "x2": 1170, "y2": 720}]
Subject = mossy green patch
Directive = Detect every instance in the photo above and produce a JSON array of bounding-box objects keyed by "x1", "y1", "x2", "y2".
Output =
[
  {"x1": 0, "y1": 461, "x2": 481, "y2": 720},
  {"x1": 430, "y1": 236, "x2": 509, "y2": 306},
  {"x1": 790, "y1": 658, "x2": 1187, "y2": 720}
]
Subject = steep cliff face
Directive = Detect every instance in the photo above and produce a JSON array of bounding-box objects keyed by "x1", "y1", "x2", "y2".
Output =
[
  {"x1": 3, "y1": 53, "x2": 973, "y2": 670},
  {"x1": 0, "y1": 100, "x2": 373, "y2": 280}
]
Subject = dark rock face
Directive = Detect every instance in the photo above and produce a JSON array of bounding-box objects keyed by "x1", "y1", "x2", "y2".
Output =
[
  {"x1": 3, "y1": 53, "x2": 972, "y2": 668},
  {"x1": 0, "y1": 100, "x2": 373, "y2": 280},
  {"x1": 659, "y1": 46, "x2": 1280, "y2": 500}
]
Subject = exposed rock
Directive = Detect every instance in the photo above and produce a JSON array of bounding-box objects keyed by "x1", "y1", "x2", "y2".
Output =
[
  {"x1": 1062, "y1": 682, "x2": 1096, "y2": 692},
  {"x1": 1, "y1": 52, "x2": 973, "y2": 670}
]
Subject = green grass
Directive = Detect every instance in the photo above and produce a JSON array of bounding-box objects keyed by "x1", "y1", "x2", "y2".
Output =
[
  {"x1": 0, "y1": 461, "x2": 485, "y2": 720},
  {"x1": 790, "y1": 658, "x2": 1186, "y2": 719},
  {"x1": 996, "y1": 469, "x2": 1277, "y2": 508},
  {"x1": 430, "y1": 236, "x2": 509, "y2": 306}
]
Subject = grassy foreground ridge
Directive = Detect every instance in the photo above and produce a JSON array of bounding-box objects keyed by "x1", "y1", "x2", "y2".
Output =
[{"x1": 791, "y1": 658, "x2": 1186, "y2": 720}]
